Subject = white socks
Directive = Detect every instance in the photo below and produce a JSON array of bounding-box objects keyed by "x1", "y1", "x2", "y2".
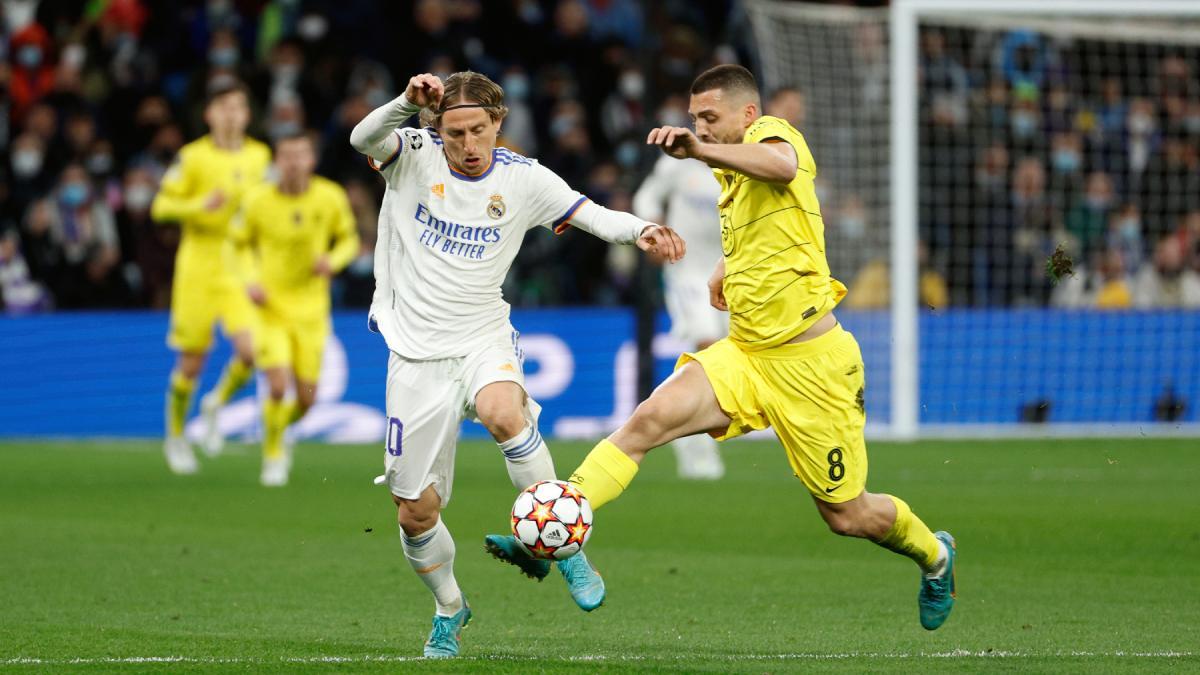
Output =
[
  {"x1": 498, "y1": 424, "x2": 556, "y2": 490},
  {"x1": 401, "y1": 518, "x2": 463, "y2": 616},
  {"x1": 924, "y1": 539, "x2": 950, "y2": 579}
]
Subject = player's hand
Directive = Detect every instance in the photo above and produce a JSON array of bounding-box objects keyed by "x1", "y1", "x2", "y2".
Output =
[
  {"x1": 313, "y1": 255, "x2": 333, "y2": 278},
  {"x1": 405, "y1": 73, "x2": 444, "y2": 109},
  {"x1": 247, "y1": 283, "x2": 267, "y2": 306},
  {"x1": 204, "y1": 190, "x2": 227, "y2": 212},
  {"x1": 637, "y1": 224, "x2": 685, "y2": 263},
  {"x1": 708, "y1": 258, "x2": 727, "y2": 311},
  {"x1": 646, "y1": 126, "x2": 700, "y2": 160}
]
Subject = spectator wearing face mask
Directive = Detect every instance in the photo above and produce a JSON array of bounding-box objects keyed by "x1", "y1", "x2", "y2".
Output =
[
  {"x1": 1106, "y1": 203, "x2": 1145, "y2": 274},
  {"x1": 600, "y1": 65, "x2": 646, "y2": 144},
  {"x1": 118, "y1": 165, "x2": 177, "y2": 309},
  {"x1": 1065, "y1": 171, "x2": 1114, "y2": 259},
  {"x1": 41, "y1": 164, "x2": 126, "y2": 307},
  {"x1": 7, "y1": 133, "x2": 51, "y2": 223},
  {"x1": 8, "y1": 22, "x2": 56, "y2": 124}
]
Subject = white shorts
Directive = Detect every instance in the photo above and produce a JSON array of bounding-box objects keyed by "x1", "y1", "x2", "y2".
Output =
[
  {"x1": 383, "y1": 329, "x2": 537, "y2": 504},
  {"x1": 664, "y1": 278, "x2": 728, "y2": 348}
]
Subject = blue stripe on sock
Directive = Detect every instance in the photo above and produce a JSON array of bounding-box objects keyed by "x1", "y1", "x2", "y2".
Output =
[
  {"x1": 504, "y1": 432, "x2": 543, "y2": 460},
  {"x1": 404, "y1": 529, "x2": 438, "y2": 548},
  {"x1": 501, "y1": 429, "x2": 542, "y2": 460}
]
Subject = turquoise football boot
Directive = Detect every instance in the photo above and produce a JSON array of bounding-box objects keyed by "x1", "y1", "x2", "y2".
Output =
[
  {"x1": 919, "y1": 531, "x2": 957, "y2": 630},
  {"x1": 423, "y1": 601, "x2": 472, "y2": 658},
  {"x1": 557, "y1": 551, "x2": 605, "y2": 612},
  {"x1": 484, "y1": 534, "x2": 551, "y2": 581}
]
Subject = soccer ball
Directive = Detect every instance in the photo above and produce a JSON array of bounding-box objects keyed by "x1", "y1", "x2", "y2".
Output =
[{"x1": 510, "y1": 480, "x2": 593, "y2": 560}]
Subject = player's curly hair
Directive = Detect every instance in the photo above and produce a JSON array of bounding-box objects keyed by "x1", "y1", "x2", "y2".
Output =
[{"x1": 420, "y1": 71, "x2": 509, "y2": 128}]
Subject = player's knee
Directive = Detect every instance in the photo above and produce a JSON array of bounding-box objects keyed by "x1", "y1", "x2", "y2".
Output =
[
  {"x1": 822, "y1": 510, "x2": 866, "y2": 538},
  {"x1": 477, "y1": 402, "x2": 526, "y2": 442},
  {"x1": 267, "y1": 382, "x2": 287, "y2": 401},
  {"x1": 628, "y1": 398, "x2": 671, "y2": 442},
  {"x1": 295, "y1": 386, "x2": 317, "y2": 412},
  {"x1": 395, "y1": 499, "x2": 438, "y2": 537}
]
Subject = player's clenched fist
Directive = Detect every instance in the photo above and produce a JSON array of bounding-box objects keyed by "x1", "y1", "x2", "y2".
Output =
[
  {"x1": 405, "y1": 73, "x2": 444, "y2": 108},
  {"x1": 646, "y1": 126, "x2": 701, "y2": 160},
  {"x1": 636, "y1": 224, "x2": 686, "y2": 263}
]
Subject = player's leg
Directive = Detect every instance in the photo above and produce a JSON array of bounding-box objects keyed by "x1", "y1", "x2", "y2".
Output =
[
  {"x1": 666, "y1": 286, "x2": 726, "y2": 480},
  {"x1": 384, "y1": 353, "x2": 471, "y2": 656},
  {"x1": 260, "y1": 366, "x2": 291, "y2": 486},
  {"x1": 164, "y1": 350, "x2": 205, "y2": 474},
  {"x1": 765, "y1": 325, "x2": 955, "y2": 629},
  {"x1": 395, "y1": 486, "x2": 470, "y2": 658},
  {"x1": 475, "y1": 381, "x2": 554, "y2": 491},
  {"x1": 568, "y1": 339, "x2": 753, "y2": 510},
  {"x1": 164, "y1": 288, "x2": 218, "y2": 474},
  {"x1": 199, "y1": 288, "x2": 259, "y2": 456}
]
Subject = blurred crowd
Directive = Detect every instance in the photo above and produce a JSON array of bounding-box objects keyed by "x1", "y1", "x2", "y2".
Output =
[
  {"x1": 917, "y1": 26, "x2": 1200, "y2": 309},
  {"x1": 0, "y1": 0, "x2": 749, "y2": 314}
]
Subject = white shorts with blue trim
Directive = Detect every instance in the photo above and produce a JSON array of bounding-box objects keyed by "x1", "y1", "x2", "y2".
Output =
[{"x1": 383, "y1": 328, "x2": 539, "y2": 505}]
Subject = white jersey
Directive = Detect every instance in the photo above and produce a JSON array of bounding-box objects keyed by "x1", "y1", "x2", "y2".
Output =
[
  {"x1": 369, "y1": 127, "x2": 589, "y2": 359},
  {"x1": 633, "y1": 155, "x2": 728, "y2": 345},
  {"x1": 633, "y1": 156, "x2": 723, "y2": 288}
]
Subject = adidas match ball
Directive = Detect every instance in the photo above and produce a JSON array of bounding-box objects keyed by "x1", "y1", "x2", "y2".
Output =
[{"x1": 510, "y1": 480, "x2": 593, "y2": 560}]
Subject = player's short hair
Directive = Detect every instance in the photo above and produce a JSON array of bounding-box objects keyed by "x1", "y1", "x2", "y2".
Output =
[
  {"x1": 205, "y1": 76, "x2": 250, "y2": 108},
  {"x1": 690, "y1": 64, "x2": 760, "y2": 104},
  {"x1": 420, "y1": 71, "x2": 509, "y2": 128}
]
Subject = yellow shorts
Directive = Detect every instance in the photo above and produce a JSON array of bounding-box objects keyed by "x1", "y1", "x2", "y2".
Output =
[
  {"x1": 678, "y1": 324, "x2": 868, "y2": 503},
  {"x1": 256, "y1": 311, "x2": 329, "y2": 383},
  {"x1": 167, "y1": 277, "x2": 257, "y2": 353}
]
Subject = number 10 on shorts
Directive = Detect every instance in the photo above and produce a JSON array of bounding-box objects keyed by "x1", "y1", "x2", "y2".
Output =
[{"x1": 387, "y1": 418, "x2": 403, "y2": 456}]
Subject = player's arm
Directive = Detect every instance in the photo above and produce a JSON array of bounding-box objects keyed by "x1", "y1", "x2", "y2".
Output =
[
  {"x1": 349, "y1": 73, "x2": 443, "y2": 165},
  {"x1": 530, "y1": 164, "x2": 685, "y2": 262},
  {"x1": 228, "y1": 196, "x2": 265, "y2": 304},
  {"x1": 150, "y1": 150, "x2": 227, "y2": 222},
  {"x1": 708, "y1": 257, "x2": 728, "y2": 311},
  {"x1": 367, "y1": 200, "x2": 390, "y2": 334},
  {"x1": 647, "y1": 126, "x2": 797, "y2": 185},
  {"x1": 317, "y1": 188, "x2": 360, "y2": 277}
]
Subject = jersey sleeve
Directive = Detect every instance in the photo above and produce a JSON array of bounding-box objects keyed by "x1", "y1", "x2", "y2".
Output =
[
  {"x1": 524, "y1": 162, "x2": 589, "y2": 234},
  {"x1": 374, "y1": 127, "x2": 439, "y2": 185},
  {"x1": 744, "y1": 116, "x2": 816, "y2": 178},
  {"x1": 150, "y1": 148, "x2": 205, "y2": 223}
]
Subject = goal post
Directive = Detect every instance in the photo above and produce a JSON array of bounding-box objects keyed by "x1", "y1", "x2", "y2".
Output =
[{"x1": 745, "y1": 0, "x2": 1200, "y2": 438}]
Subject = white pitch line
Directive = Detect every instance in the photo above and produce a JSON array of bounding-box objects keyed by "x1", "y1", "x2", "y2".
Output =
[{"x1": 3, "y1": 651, "x2": 1194, "y2": 665}]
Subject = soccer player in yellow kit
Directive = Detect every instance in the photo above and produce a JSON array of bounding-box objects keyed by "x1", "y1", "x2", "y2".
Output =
[
  {"x1": 152, "y1": 80, "x2": 271, "y2": 474},
  {"x1": 232, "y1": 132, "x2": 358, "y2": 486},
  {"x1": 562, "y1": 65, "x2": 957, "y2": 629}
]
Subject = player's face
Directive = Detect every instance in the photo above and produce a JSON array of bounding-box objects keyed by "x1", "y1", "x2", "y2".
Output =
[
  {"x1": 439, "y1": 107, "x2": 500, "y2": 175},
  {"x1": 205, "y1": 90, "x2": 251, "y2": 138},
  {"x1": 689, "y1": 89, "x2": 755, "y2": 145},
  {"x1": 276, "y1": 137, "x2": 316, "y2": 184}
]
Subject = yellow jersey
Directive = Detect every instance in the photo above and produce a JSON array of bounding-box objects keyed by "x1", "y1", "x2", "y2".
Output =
[
  {"x1": 715, "y1": 116, "x2": 846, "y2": 350},
  {"x1": 151, "y1": 135, "x2": 272, "y2": 287},
  {"x1": 233, "y1": 176, "x2": 359, "y2": 321}
]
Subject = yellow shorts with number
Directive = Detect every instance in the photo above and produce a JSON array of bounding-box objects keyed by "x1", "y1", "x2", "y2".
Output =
[
  {"x1": 255, "y1": 311, "x2": 330, "y2": 383},
  {"x1": 678, "y1": 323, "x2": 868, "y2": 503},
  {"x1": 167, "y1": 276, "x2": 257, "y2": 353}
]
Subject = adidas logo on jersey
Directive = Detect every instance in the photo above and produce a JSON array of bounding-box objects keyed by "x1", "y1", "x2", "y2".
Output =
[{"x1": 431, "y1": 183, "x2": 445, "y2": 198}]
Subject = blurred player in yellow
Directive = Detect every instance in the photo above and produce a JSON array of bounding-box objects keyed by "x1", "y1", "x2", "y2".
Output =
[
  {"x1": 232, "y1": 131, "x2": 358, "y2": 486},
  {"x1": 151, "y1": 79, "x2": 271, "y2": 474},
  {"x1": 560, "y1": 65, "x2": 957, "y2": 629}
]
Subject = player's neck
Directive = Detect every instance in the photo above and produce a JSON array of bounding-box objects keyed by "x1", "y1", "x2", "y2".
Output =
[
  {"x1": 210, "y1": 132, "x2": 244, "y2": 151},
  {"x1": 279, "y1": 176, "x2": 310, "y2": 195}
]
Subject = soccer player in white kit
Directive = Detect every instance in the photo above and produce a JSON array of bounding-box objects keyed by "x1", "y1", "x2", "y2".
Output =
[
  {"x1": 633, "y1": 155, "x2": 727, "y2": 479},
  {"x1": 350, "y1": 71, "x2": 684, "y2": 658}
]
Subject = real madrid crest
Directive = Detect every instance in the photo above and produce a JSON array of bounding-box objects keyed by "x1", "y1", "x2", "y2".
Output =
[{"x1": 487, "y1": 194, "x2": 506, "y2": 220}]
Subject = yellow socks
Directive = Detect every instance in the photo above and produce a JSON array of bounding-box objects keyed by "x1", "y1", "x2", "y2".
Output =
[
  {"x1": 166, "y1": 371, "x2": 196, "y2": 438},
  {"x1": 262, "y1": 398, "x2": 292, "y2": 460},
  {"x1": 212, "y1": 357, "x2": 253, "y2": 404},
  {"x1": 567, "y1": 439, "x2": 639, "y2": 509},
  {"x1": 878, "y1": 495, "x2": 941, "y2": 572}
]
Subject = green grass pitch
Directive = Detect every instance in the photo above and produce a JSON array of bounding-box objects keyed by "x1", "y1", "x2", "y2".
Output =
[{"x1": 1, "y1": 438, "x2": 1197, "y2": 673}]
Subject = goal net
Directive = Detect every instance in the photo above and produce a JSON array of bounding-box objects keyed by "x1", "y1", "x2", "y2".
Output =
[{"x1": 745, "y1": 0, "x2": 1200, "y2": 436}]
